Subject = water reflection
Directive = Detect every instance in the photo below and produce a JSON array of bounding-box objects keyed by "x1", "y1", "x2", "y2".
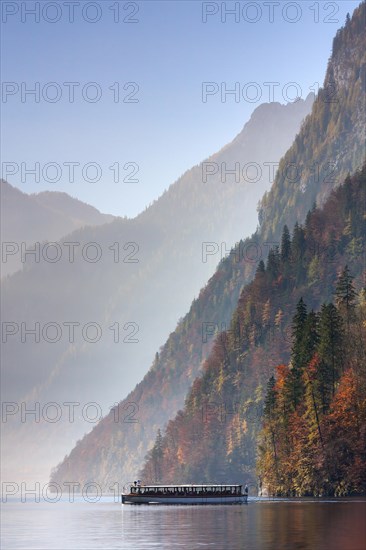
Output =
[
  {"x1": 2, "y1": 497, "x2": 365, "y2": 549},
  {"x1": 121, "y1": 500, "x2": 366, "y2": 550}
]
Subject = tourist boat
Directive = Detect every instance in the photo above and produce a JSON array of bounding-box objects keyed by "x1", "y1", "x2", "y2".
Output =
[{"x1": 121, "y1": 484, "x2": 248, "y2": 504}]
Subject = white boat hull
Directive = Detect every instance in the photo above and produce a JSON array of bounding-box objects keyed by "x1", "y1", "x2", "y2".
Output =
[{"x1": 122, "y1": 494, "x2": 248, "y2": 505}]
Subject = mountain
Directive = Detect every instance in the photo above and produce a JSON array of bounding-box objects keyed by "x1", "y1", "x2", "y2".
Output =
[
  {"x1": 1, "y1": 96, "x2": 313, "y2": 483},
  {"x1": 0, "y1": 181, "x2": 114, "y2": 277},
  {"x1": 259, "y1": 2, "x2": 366, "y2": 240},
  {"x1": 49, "y1": 4, "x2": 366, "y2": 490},
  {"x1": 139, "y1": 166, "x2": 366, "y2": 490},
  {"x1": 139, "y1": 93, "x2": 315, "y2": 235}
]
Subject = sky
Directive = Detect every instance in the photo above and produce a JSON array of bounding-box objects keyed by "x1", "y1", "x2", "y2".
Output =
[{"x1": 1, "y1": 0, "x2": 361, "y2": 217}]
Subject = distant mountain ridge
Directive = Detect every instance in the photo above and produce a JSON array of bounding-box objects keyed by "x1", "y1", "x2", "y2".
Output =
[
  {"x1": 0, "y1": 181, "x2": 114, "y2": 277},
  {"x1": 33, "y1": 191, "x2": 114, "y2": 226},
  {"x1": 1, "y1": 93, "x2": 313, "y2": 483},
  {"x1": 49, "y1": 3, "x2": 366, "y2": 489}
]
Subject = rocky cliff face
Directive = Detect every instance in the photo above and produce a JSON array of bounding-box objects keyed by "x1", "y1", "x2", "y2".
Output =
[{"x1": 259, "y1": 2, "x2": 366, "y2": 241}]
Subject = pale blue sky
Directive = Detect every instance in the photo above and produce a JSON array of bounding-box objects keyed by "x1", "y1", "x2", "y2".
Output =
[{"x1": 1, "y1": 0, "x2": 361, "y2": 216}]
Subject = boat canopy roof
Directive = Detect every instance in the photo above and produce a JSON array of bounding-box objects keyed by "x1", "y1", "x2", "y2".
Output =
[{"x1": 133, "y1": 484, "x2": 242, "y2": 488}]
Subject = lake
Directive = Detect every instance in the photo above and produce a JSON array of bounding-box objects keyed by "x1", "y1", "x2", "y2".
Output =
[{"x1": 1, "y1": 497, "x2": 365, "y2": 549}]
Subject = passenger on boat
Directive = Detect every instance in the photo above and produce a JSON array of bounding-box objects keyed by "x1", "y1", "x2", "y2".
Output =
[{"x1": 244, "y1": 485, "x2": 249, "y2": 495}]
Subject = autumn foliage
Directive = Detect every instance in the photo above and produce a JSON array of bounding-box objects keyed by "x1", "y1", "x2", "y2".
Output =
[
  {"x1": 141, "y1": 167, "x2": 366, "y2": 495},
  {"x1": 258, "y1": 286, "x2": 366, "y2": 496}
]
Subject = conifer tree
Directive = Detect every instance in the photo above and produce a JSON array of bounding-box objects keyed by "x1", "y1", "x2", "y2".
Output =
[
  {"x1": 291, "y1": 298, "x2": 308, "y2": 368},
  {"x1": 256, "y1": 260, "x2": 265, "y2": 274},
  {"x1": 335, "y1": 265, "x2": 357, "y2": 329},
  {"x1": 317, "y1": 303, "x2": 344, "y2": 404},
  {"x1": 266, "y1": 247, "x2": 280, "y2": 280},
  {"x1": 230, "y1": 309, "x2": 242, "y2": 354},
  {"x1": 151, "y1": 429, "x2": 164, "y2": 482},
  {"x1": 259, "y1": 375, "x2": 280, "y2": 491},
  {"x1": 292, "y1": 222, "x2": 306, "y2": 283},
  {"x1": 284, "y1": 299, "x2": 308, "y2": 409},
  {"x1": 303, "y1": 310, "x2": 320, "y2": 365},
  {"x1": 281, "y1": 225, "x2": 292, "y2": 262}
]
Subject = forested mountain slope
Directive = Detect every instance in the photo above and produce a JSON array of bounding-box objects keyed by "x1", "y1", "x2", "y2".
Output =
[
  {"x1": 140, "y1": 166, "x2": 366, "y2": 492},
  {"x1": 50, "y1": 3, "x2": 365, "y2": 489}
]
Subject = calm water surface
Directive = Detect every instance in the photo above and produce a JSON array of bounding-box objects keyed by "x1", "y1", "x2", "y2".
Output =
[{"x1": 1, "y1": 497, "x2": 365, "y2": 550}]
